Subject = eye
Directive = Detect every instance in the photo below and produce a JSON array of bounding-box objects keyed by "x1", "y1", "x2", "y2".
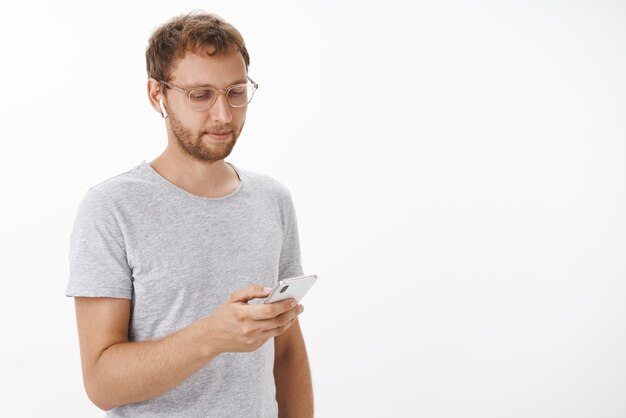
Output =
[
  {"x1": 228, "y1": 86, "x2": 246, "y2": 97},
  {"x1": 190, "y1": 89, "x2": 214, "y2": 101}
]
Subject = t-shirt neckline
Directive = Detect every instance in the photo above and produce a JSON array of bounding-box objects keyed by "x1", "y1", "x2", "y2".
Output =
[{"x1": 140, "y1": 160, "x2": 243, "y2": 202}]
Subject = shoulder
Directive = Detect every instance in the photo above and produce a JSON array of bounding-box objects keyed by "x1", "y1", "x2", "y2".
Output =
[
  {"x1": 76, "y1": 163, "x2": 150, "y2": 214},
  {"x1": 90, "y1": 164, "x2": 148, "y2": 198},
  {"x1": 237, "y1": 166, "x2": 295, "y2": 201}
]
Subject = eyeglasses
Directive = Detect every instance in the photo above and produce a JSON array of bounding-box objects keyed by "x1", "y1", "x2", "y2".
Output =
[{"x1": 158, "y1": 77, "x2": 258, "y2": 110}]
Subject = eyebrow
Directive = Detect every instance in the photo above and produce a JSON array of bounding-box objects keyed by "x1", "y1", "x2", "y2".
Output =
[{"x1": 185, "y1": 78, "x2": 248, "y2": 89}]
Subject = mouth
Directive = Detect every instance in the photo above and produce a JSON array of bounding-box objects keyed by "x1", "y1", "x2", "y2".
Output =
[{"x1": 206, "y1": 131, "x2": 232, "y2": 141}]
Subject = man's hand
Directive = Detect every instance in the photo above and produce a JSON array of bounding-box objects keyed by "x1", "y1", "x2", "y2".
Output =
[
  {"x1": 200, "y1": 284, "x2": 304, "y2": 354},
  {"x1": 75, "y1": 283, "x2": 303, "y2": 410}
]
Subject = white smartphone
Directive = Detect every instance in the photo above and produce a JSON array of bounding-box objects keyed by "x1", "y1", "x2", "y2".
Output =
[{"x1": 264, "y1": 274, "x2": 318, "y2": 304}]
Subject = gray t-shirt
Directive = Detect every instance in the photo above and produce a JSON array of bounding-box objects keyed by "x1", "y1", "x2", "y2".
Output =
[{"x1": 66, "y1": 160, "x2": 304, "y2": 417}]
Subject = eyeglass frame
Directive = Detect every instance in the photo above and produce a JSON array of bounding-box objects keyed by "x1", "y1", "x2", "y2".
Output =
[{"x1": 157, "y1": 76, "x2": 259, "y2": 110}]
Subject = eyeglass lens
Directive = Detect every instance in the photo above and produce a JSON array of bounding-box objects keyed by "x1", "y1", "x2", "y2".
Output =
[{"x1": 188, "y1": 84, "x2": 255, "y2": 109}]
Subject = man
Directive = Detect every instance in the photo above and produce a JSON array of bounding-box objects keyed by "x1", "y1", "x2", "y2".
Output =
[{"x1": 66, "y1": 12, "x2": 314, "y2": 417}]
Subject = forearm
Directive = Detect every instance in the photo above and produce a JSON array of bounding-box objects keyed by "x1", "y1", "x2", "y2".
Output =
[
  {"x1": 274, "y1": 346, "x2": 314, "y2": 418},
  {"x1": 86, "y1": 319, "x2": 219, "y2": 410}
]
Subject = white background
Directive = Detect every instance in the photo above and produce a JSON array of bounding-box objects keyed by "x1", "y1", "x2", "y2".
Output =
[{"x1": 0, "y1": 0, "x2": 625, "y2": 417}]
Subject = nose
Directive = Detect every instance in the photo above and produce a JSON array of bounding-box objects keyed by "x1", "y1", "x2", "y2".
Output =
[{"x1": 210, "y1": 93, "x2": 233, "y2": 124}]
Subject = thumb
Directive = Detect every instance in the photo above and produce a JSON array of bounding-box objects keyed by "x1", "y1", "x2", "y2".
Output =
[{"x1": 229, "y1": 284, "x2": 272, "y2": 303}]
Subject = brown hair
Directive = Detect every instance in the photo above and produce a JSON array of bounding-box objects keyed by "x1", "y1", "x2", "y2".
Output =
[{"x1": 145, "y1": 11, "x2": 250, "y2": 81}]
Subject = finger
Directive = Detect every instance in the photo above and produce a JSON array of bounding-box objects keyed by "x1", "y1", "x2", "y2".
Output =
[
  {"x1": 229, "y1": 284, "x2": 272, "y2": 303},
  {"x1": 247, "y1": 298, "x2": 298, "y2": 320},
  {"x1": 260, "y1": 315, "x2": 299, "y2": 339},
  {"x1": 256, "y1": 304, "x2": 303, "y2": 332}
]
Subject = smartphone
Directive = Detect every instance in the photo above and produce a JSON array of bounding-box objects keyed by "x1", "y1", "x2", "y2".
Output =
[{"x1": 264, "y1": 274, "x2": 318, "y2": 304}]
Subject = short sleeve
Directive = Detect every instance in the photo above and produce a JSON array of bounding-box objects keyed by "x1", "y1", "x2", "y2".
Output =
[
  {"x1": 65, "y1": 189, "x2": 133, "y2": 299},
  {"x1": 278, "y1": 190, "x2": 305, "y2": 280}
]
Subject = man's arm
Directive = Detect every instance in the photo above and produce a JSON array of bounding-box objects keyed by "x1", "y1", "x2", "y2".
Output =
[
  {"x1": 274, "y1": 316, "x2": 314, "y2": 418},
  {"x1": 74, "y1": 297, "x2": 218, "y2": 410},
  {"x1": 74, "y1": 285, "x2": 301, "y2": 411}
]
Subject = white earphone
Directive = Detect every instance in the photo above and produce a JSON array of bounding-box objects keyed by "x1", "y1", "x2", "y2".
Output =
[{"x1": 159, "y1": 98, "x2": 169, "y2": 118}]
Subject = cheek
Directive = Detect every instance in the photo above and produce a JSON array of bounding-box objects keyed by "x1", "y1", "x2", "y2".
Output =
[
  {"x1": 179, "y1": 113, "x2": 208, "y2": 134},
  {"x1": 233, "y1": 110, "x2": 247, "y2": 130}
]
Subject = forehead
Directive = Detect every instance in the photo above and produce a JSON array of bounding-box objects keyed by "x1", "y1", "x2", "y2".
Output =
[{"x1": 169, "y1": 47, "x2": 247, "y2": 88}]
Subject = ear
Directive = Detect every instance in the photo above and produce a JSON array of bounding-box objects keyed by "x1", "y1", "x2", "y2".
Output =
[{"x1": 147, "y1": 78, "x2": 166, "y2": 117}]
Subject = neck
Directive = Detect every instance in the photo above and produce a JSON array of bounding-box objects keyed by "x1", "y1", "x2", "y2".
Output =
[{"x1": 149, "y1": 148, "x2": 240, "y2": 198}]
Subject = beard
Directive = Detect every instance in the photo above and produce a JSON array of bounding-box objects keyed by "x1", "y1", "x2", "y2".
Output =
[{"x1": 168, "y1": 109, "x2": 243, "y2": 162}]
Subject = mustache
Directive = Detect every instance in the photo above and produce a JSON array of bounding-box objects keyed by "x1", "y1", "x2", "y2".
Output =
[{"x1": 205, "y1": 125, "x2": 233, "y2": 134}]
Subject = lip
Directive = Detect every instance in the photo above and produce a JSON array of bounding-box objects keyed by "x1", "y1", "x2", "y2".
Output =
[{"x1": 206, "y1": 131, "x2": 232, "y2": 141}]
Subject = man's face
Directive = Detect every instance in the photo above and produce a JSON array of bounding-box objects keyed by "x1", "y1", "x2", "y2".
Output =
[{"x1": 163, "y1": 47, "x2": 249, "y2": 162}]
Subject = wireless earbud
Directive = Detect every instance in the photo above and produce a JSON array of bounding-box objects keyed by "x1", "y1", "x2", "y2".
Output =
[{"x1": 159, "y1": 98, "x2": 168, "y2": 118}]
